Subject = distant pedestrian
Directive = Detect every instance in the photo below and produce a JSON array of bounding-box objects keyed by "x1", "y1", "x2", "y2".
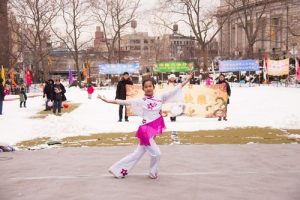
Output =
[
  {"x1": 87, "y1": 84, "x2": 94, "y2": 99},
  {"x1": 216, "y1": 74, "x2": 231, "y2": 121},
  {"x1": 52, "y1": 79, "x2": 66, "y2": 116},
  {"x1": 19, "y1": 87, "x2": 27, "y2": 108},
  {"x1": 115, "y1": 72, "x2": 133, "y2": 122},
  {"x1": 43, "y1": 79, "x2": 54, "y2": 111},
  {"x1": 0, "y1": 78, "x2": 5, "y2": 115},
  {"x1": 167, "y1": 74, "x2": 178, "y2": 122}
]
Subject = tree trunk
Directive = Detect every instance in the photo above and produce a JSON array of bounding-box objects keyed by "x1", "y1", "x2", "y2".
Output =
[
  {"x1": 75, "y1": 53, "x2": 81, "y2": 86},
  {"x1": 42, "y1": 59, "x2": 49, "y2": 81},
  {"x1": 33, "y1": 60, "x2": 40, "y2": 83},
  {"x1": 0, "y1": 0, "x2": 9, "y2": 67},
  {"x1": 118, "y1": 31, "x2": 121, "y2": 63},
  {"x1": 247, "y1": 44, "x2": 254, "y2": 59},
  {"x1": 201, "y1": 45, "x2": 209, "y2": 72}
]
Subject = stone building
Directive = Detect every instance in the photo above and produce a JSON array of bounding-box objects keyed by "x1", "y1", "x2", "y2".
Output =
[{"x1": 217, "y1": 0, "x2": 300, "y2": 59}]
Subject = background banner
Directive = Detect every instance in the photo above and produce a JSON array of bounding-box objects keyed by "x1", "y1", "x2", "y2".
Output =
[
  {"x1": 219, "y1": 59, "x2": 260, "y2": 72},
  {"x1": 153, "y1": 61, "x2": 194, "y2": 73},
  {"x1": 126, "y1": 84, "x2": 228, "y2": 118},
  {"x1": 99, "y1": 63, "x2": 140, "y2": 74},
  {"x1": 267, "y1": 59, "x2": 289, "y2": 76}
]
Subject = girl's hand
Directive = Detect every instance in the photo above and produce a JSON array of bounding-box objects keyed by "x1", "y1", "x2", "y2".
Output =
[
  {"x1": 97, "y1": 95, "x2": 108, "y2": 103},
  {"x1": 97, "y1": 95, "x2": 117, "y2": 104}
]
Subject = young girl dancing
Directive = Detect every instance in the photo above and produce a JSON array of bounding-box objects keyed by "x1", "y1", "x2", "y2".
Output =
[{"x1": 98, "y1": 74, "x2": 192, "y2": 179}]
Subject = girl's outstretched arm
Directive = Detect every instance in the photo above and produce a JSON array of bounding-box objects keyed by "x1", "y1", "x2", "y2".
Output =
[
  {"x1": 97, "y1": 95, "x2": 132, "y2": 105},
  {"x1": 97, "y1": 95, "x2": 117, "y2": 104}
]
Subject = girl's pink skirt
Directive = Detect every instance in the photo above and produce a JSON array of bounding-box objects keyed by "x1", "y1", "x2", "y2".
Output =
[{"x1": 136, "y1": 116, "x2": 166, "y2": 146}]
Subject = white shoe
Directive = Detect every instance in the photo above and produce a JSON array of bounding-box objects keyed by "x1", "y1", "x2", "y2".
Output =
[
  {"x1": 109, "y1": 169, "x2": 123, "y2": 178},
  {"x1": 148, "y1": 173, "x2": 158, "y2": 179}
]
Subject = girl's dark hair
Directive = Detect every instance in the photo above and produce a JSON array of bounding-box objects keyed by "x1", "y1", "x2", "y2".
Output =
[{"x1": 142, "y1": 79, "x2": 155, "y2": 88}]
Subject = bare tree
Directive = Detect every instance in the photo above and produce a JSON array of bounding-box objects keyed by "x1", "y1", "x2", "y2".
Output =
[
  {"x1": 0, "y1": 0, "x2": 9, "y2": 68},
  {"x1": 224, "y1": 0, "x2": 277, "y2": 58},
  {"x1": 158, "y1": 0, "x2": 229, "y2": 72},
  {"x1": 90, "y1": 0, "x2": 140, "y2": 63},
  {"x1": 286, "y1": 1, "x2": 300, "y2": 37},
  {"x1": 51, "y1": 0, "x2": 92, "y2": 86},
  {"x1": 7, "y1": 13, "x2": 19, "y2": 69},
  {"x1": 10, "y1": 0, "x2": 59, "y2": 82}
]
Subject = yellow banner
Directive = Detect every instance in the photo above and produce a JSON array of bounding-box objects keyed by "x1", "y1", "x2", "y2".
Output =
[
  {"x1": 126, "y1": 84, "x2": 228, "y2": 118},
  {"x1": 1, "y1": 66, "x2": 5, "y2": 86},
  {"x1": 267, "y1": 59, "x2": 289, "y2": 76}
]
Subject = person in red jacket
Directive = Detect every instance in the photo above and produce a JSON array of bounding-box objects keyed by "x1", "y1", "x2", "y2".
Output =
[{"x1": 87, "y1": 84, "x2": 94, "y2": 99}]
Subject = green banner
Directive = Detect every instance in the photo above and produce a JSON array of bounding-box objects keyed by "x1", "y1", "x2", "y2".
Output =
[{"x1": 154, "y1": 61, "x2": 194, "y2": 73}]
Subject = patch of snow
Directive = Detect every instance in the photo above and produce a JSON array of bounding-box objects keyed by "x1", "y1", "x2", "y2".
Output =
[{"x1": 1, "y1": 85, "x2": 300, "y2": 145}]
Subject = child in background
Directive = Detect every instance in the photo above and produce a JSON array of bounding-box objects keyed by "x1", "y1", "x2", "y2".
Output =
[
  {"x1": 205, "y1": 77, "x2": 212, "y2": 86},
  {"x1": 19, "y1": 87, "x2": 27, "y2": 108},
  {"x1": 87, "y1": 84, "x2": 94, "y2": 99},
  {"x1": 98, "y1": 73, "x2": 192, "y2": 179}
]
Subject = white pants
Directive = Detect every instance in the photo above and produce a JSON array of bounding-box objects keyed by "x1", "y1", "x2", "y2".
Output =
[{"x1": 109, "y1": 138, "x2": 161, "y2": 178}]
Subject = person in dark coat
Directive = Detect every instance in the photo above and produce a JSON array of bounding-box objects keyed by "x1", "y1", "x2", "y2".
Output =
[
  {"x1": 189, "y1": 75, "x2": 196, "y2": 85},
  {"x1": 167, "y1": 74, "x2": 178, "y2": 122},
  {"x1": 19, "y1": 87, "x2": 27, "y2": 108},
  {"x1": 216, "y1": 74, "x2": 231, "y2": 121},
  {"x1": 0, "y1": 78, "x2": 5, "y2": 115},
  {"x1": 115, "y1": 72, "x2": 133, "y2": 122},
  {"x1": 43, "y1": 79, "x2": 54, "y2": 111},
  {"x1": 52, "y1": 78, "x2": 66, "y2": 116}
]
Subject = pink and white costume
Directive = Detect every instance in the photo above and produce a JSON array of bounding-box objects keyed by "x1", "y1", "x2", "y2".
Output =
[{"x1": 109, "y1": 84, "x2": 183, "y2": 178}]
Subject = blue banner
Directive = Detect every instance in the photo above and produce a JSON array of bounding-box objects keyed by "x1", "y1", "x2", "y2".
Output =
[
  {"x1": 99, "y1": 63, "x2": 140, "y2": 74},
  {"x1": 219, "y1": 60, "x2": 260, "y2": 72}
]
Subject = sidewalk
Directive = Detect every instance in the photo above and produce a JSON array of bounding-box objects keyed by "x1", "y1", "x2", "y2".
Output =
[{"x1": 1, "y1": 145, "x2": 300, "y2": 200}]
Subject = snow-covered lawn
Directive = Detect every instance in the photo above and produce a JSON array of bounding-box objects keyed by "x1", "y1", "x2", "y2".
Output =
[{"x1": 1, "y1": 85, "x2": 299, "y2": 145}]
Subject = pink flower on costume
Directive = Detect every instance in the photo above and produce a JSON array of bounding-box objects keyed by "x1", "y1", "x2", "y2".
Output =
[
  {"x1": 147, "y1": 102, "x2": 157, "y2": 110},
  {"x1": 121, "y1": 169, "x2": 128, "y2": 177}
]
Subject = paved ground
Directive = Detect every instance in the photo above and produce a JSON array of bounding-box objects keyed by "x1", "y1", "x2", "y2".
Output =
[{"x1": 1, "y1": 145, "x2": 300, "y2": 200}]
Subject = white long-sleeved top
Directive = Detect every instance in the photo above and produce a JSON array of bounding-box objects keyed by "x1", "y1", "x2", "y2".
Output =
[{"x1": 116, "y1": 84, "x2": 183, "y2": 123}]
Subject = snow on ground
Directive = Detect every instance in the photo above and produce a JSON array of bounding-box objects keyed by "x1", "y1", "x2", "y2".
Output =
[{"x1": 0, "y1": 84, "x2": 299, "y2": 145}]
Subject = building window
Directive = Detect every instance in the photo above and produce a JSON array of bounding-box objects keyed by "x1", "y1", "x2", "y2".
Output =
[{"x1": 134, "y1": 46, "x2": 141, "y2": 50}]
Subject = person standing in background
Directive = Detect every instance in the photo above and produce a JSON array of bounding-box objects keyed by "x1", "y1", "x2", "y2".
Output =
[
  {"x1": 87, "y1": 84, "x2": 94, "y2": 99},
  {"x1": 167, "y1": 74, "x2": 178, "y2": 122},
  {"x1": 43, "y1": 79, "x2": 54, "y2": 111},
  {"x1": 216, "y1": 74, "x2": 231, "y2": 121},
  {"x1": 0, "y1": 78, "x2": 5, "y2": 115},
  {"x1": 115, "y1": 72, "x2": 133, "y2": 122},
  {"x1": 19, "y1": 87, "x2": 27, "y2": 108},
  {"x1": 52, "y1": 79, "x2": 66, "y2": 116}
]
